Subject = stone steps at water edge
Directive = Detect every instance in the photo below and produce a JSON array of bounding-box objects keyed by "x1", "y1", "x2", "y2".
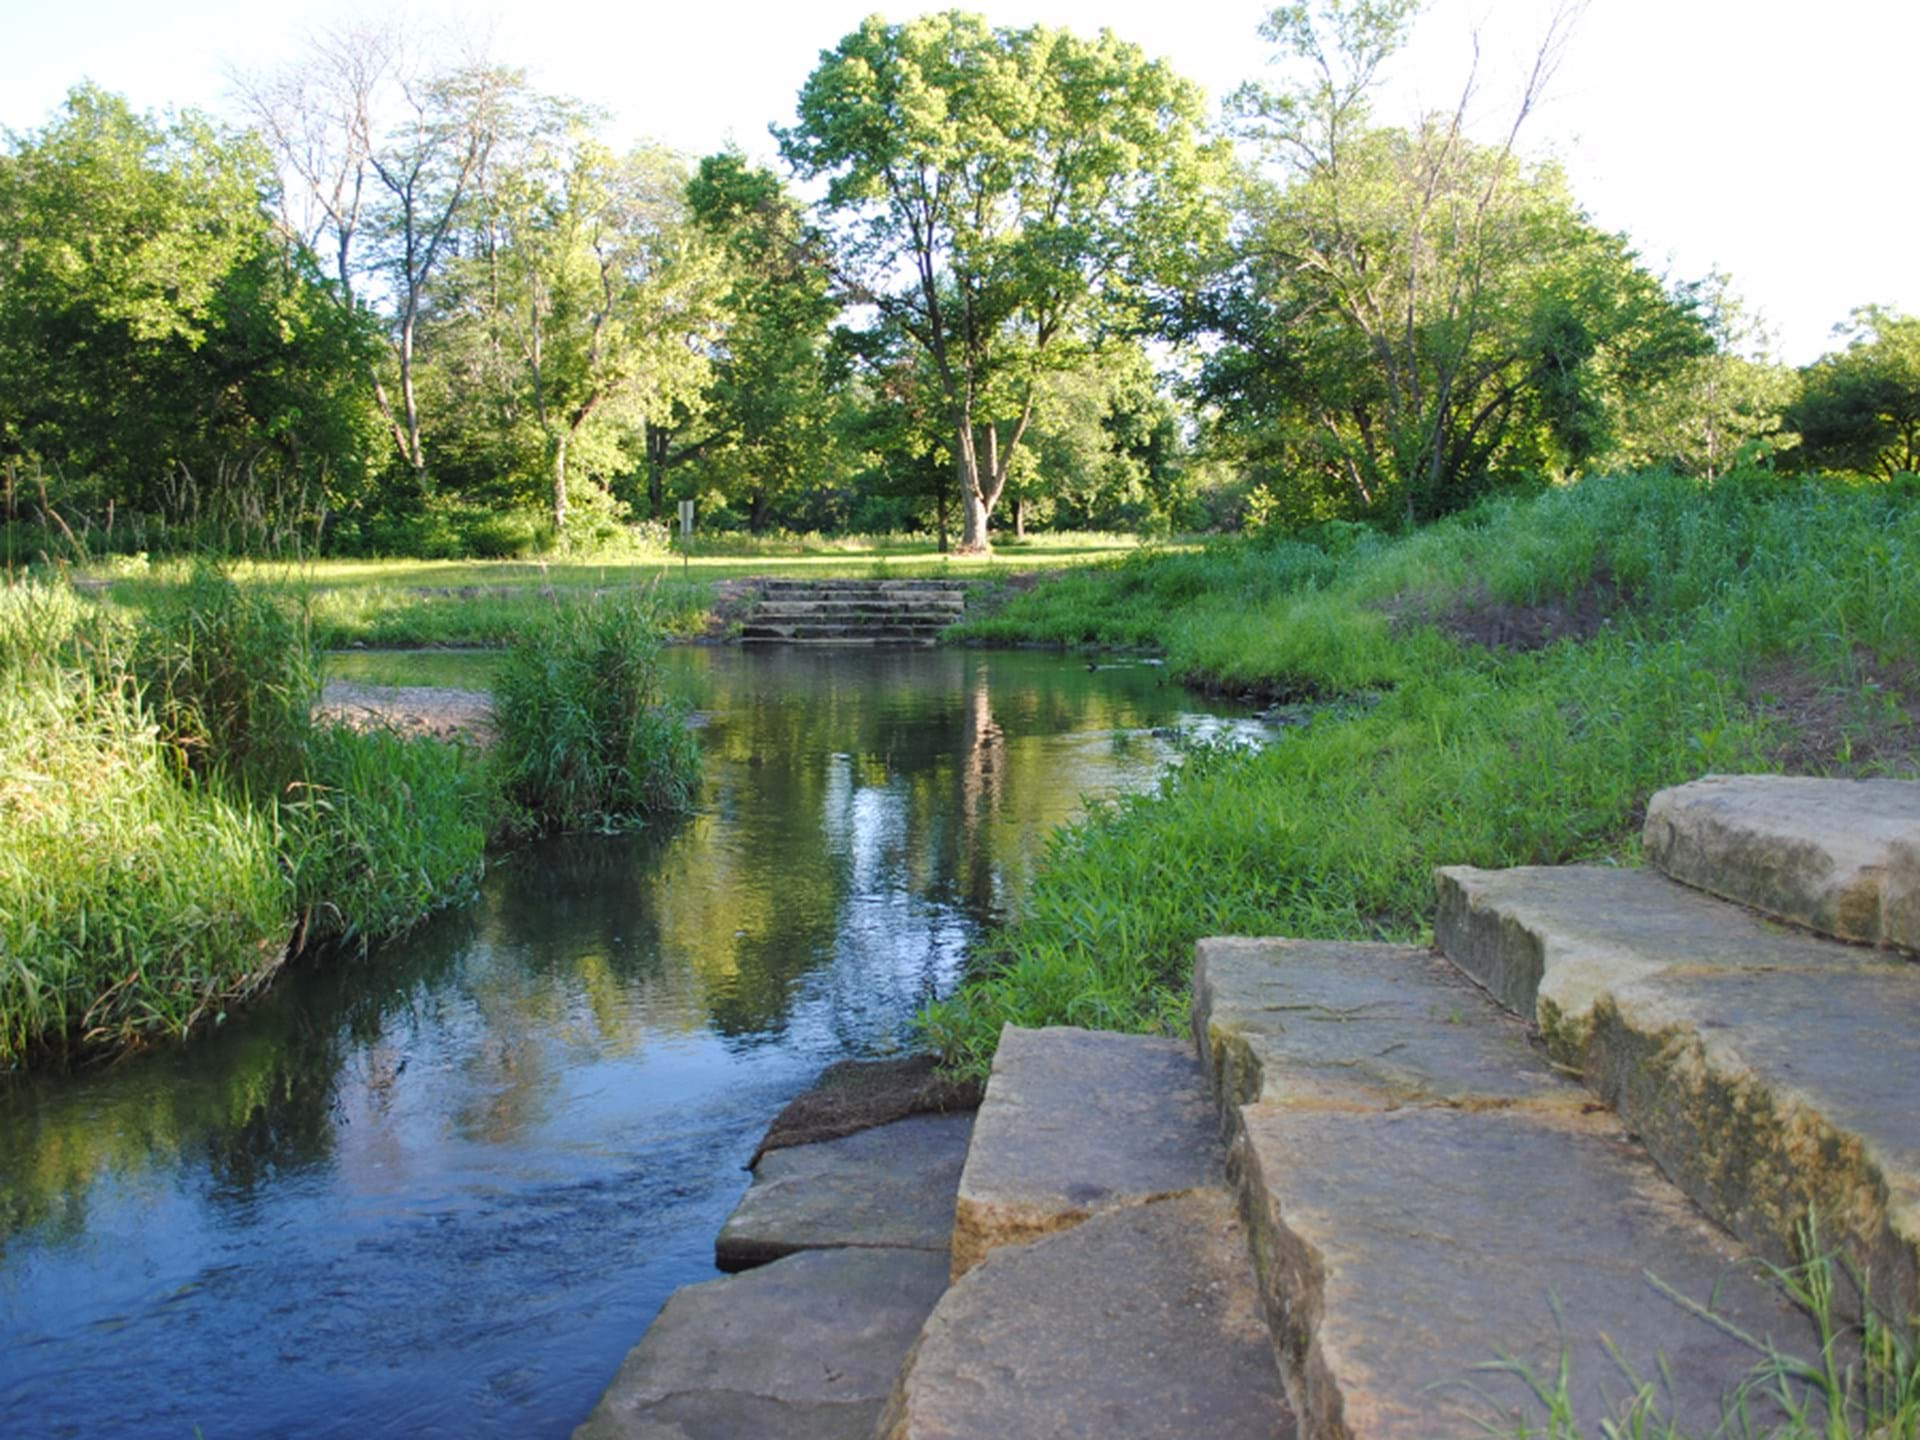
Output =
[
  {"x1": 1436, "y1": 859, "x2": 1920, "y2": 1315},
  {"x1": 740, "y1": 623, "x2": 952, "y2": 644},
  {"x1": 1644, "y1": 774, "x2": 1920, "y2": 953},
  {"x1": 889, "y1": 1025, "x2": 1291, "y2": 1438},
  {"x1": 751, "y1": 601, "x2": 966, "y2": 620},
  {"x1": 572, "y1": 1247, "x2": 949, "y2": 1440},
  {"x1": 715, "y1": 1113, "x2": 972, "y2": 1272},
  {"x1": 740, "y1": 580, "x2": 967, "y2": 647},
  {"x1": 581, "y1": 1111, "x2": 973, "y2": 1439},
  {"x1": 1192, "y1": 937, "x2": 1815, "y2": 1439}
]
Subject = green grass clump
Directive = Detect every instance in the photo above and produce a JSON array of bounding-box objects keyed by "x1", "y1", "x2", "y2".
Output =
[
  {"x1": 285, "y1": 722, "x2": 488, "y2": 946},
  {"x1": 490, "y1": 592, "x2": 703, "y2": 833},
  {"x1": 0, "y1": 568, "x2": 509, "y2": 1066},
  {"x1": 924, "y1": 472, "x2": 1920, "y2": 1075},
  {"x1": 0, "y1": 587, "x2": 293, "y2": 1065}
]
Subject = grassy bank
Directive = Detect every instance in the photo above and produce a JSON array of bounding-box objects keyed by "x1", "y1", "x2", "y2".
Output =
[
  {"x1": 925, "y1": 471, "x2": 1920, "y2": 1073},
  {"x1": 0, "y1": 571, "x2": 700, "y2": 1070},
  {"x1": 66, "y1": 532, "x2": 1151, "y2": 649}
]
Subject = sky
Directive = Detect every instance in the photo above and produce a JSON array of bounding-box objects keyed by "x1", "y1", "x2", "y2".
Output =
[{"x1": 7, "y1": 0, "x2": 1914, "y2": 365}]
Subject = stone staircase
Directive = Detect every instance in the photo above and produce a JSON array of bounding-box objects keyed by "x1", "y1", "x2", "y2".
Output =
[
  {"x1": 739, "y1": 579, "x2": 967, "y2": 646},
  {"x1": 578, "y1": 774, "x2": 1920, "y2": 1439}
]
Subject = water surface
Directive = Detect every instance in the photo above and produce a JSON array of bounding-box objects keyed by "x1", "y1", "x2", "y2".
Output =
[{"x1": 0, "y1": 647, "x2": 1257, "y2": 1439}]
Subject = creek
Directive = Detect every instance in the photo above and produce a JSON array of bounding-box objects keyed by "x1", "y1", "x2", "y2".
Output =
[{"x1": 0, "y1": 646, "x2": 1261, "y2": 1439}]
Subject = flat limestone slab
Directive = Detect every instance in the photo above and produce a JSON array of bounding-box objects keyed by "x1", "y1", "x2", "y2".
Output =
[
  {"x1": 1645, "y1": 774, "x2": 1920, "y2": 952},
  {"x1": 880, "y1": 1191, "x2": 1293, "y2": 1440},
  {"x1": 716, "y1": 1112, "x2": 972, "y2": 1271},
  {"x1": 1433, "y1": 864, "x2": 1895, "y2": 1041},
  {"x1": 1193, "y1": 937, "x2": 1564, "y2": 1112},
  {"x1": 1238, "y1": 1102, "x2": 1810, "y2": 1439},
  {"x1": 574, "y1": 1248, "x2": 949, "y2": 1440},
  {"x1": 1435, "y1": 862, "x2": 1920, "y2": 1313},
  {"x1": 950, "y1": 1025, "x2": 1221, "y2": 1278}
]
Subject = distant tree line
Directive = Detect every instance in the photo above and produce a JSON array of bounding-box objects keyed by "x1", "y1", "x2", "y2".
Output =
[{"x1": 0, "y1": 5, "x2": 1912, "y2": 557}]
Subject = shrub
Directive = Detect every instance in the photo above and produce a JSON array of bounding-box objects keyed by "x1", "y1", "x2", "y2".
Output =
[
  {"x1": 0, "y1": 588, "x2": 292, "y2": 1067},
  {"x1": 489, "y1": 593, "x2": 702, "y2": 832},
  {"x1": 285, "y1": 722, "x2": 488, "y2": 946},
  {"x1": 133, "y1": 563, "x2": 317, "y2": 795}
]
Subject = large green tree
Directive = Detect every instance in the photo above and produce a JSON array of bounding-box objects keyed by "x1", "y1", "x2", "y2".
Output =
[
  {"x1": 447, "y1": 134, "x2": 724, "y2": 532},
  {"x1": 779, "y1": 11, "x2": 1225, "y2": 552},
  {"x1": 684, "y1": 152, "x2": 847, "y2": 532},
  {"x1": 1789, "y1": 307, "x2": 1920, "y2": 480},
  {"x1": 0, "y1": 86, "x2": 378, "y2": 529},
  {"x1": 1193, "y1": 0, "x2": 1703, "y2": 522}
]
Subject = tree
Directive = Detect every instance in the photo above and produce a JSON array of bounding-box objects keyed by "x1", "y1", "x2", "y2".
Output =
[
  {"x1": 233, "y1": 28, "x2": 526, "y2": 477},
  {"x1": 1187, "y1": 0, "x2": 1702, "y2": 521},
  {"x1": 0, "y1": 86, "x2": 378, "y2": 526},
  {"x1": 779, "y1": 12, "x2": 1225, "y2": 552},
  {"x1": 1606, "y1": 272, "x2": 1796, "y2": 480},
  {"x1": 1789, "y1": 308, "x2": 1920, "y2": 480},
  {"x1": 458, "y1": 134, "x2": 723, "y2": 531}
]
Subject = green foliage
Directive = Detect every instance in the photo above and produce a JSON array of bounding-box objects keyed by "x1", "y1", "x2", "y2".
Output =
[
  {"x1": 0, "y1": 86, "x2": 380, "y2": 525},
  {"x1": 490, "y1": 593, "x2": 702, "y2": 831},
  {"x1": 133, "y1": 564, "x2": 318, "y2": 794},
  {"x1": 781, "y1": 11, "x2": 1228, "y2": 548},
  {"x1": 0, "y1": 582, "x2": 293, "y2": 1067},
  {"x1": 925, "y1": 472, "x2": 1920, "y2": 1074},
  {"x1": 285, "y1": 723, "x2": 487, "y2": 945},
  {"x1": 1790, "y1": 307, "x2": 1920, "y2": 480},
  {"x1": 1190, "y1": 3, "x2": 1706, "y2": 524}
]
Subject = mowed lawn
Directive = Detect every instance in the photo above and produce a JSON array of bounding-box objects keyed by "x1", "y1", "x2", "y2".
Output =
[{"x1": 80, "y1": 532, "x2": 1159, "y2": 647}]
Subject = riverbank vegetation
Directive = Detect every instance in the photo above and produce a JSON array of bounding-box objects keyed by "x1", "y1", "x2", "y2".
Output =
[
  {"x1": 5, "y1": 6, "x2": 1915, "y2": 565},
  {"x1": 924, "y1": 470, "x2": 1920, "y2": 1071},
  {"x1": 0, "y1": 571, "x2": 699, "y2": 1070}
]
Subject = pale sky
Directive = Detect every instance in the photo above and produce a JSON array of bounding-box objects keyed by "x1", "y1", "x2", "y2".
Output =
[{"x1": 7, "y1": 0, "x2": 1913, "y2": 365}]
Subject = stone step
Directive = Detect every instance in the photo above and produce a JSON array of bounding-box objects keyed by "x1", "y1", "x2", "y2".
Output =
[
  {"x1": 739, "y1": 636, "x2": 939, "y2": 648},
  {"x1": 1435, "y1": 864, "x2": 1920, "y2": 1315},
  {"x1": 879, "y1": 1191, "x2": 1293, "y2": 1440},
  {"x1": 759, "y1": 579, "x2": 965, "y2": 591},
  {"x1": 740, "y1": 623, "x2": 949, "y2": 642},
  {"x1": 573, "y1": 1247, "x2": 949, "y2": 1440},
  {"x1": 1644, "y1": 774, "x2": 1920, "y2": 952},
  {"x1": 750, "y1": 602, "x2": 965, "y2": 620},
  {"x1": 1193, "y1": 937, "x2": 1815, "y2": 1439},
  {"x1": 950, "y1": 1025, "x2": 1222, "y2": 1278},
  {"x1": 716, "y1": 1112, "x2": 972, "y2": 1272}
]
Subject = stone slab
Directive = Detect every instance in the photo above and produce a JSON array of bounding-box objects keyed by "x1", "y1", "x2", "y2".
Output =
[
  {"x1": 715, "y1": 1112, "x2": 972, "y2": 1271},
  {"x1": 950, "y1": 1025, "x2": 1221, "y2": 1278},
  {"x1": 1432, "y1": 864, "x2": 1893, "y2": 1040},
  {"x1": 1587, "y1": 958, "x2": 1920, "y2": 1311},
  {"x1": 574, "y1": 1247, "x2": 949, "y2": 1440},
  {"x1": 880, "y1": 1191, "x2": 1293, "y2": 1440},
  {"x1": 1193, "y1": 938, "x2": 1564, "y2": 1113},
  {"x1": 1435, "y1": 862, "x2": 1920, "y2": 1314},
  {"x1": 1644, "y1": 774, "x2": 1920, "y2": 952},
  {"x1": 1236, "y1": 1101, "x2": 1811, "y2": 1439}
]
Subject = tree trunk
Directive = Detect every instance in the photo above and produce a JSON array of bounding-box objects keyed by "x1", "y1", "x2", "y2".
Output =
[
  {"x1": 1011, "y1": 496, "x2": 1025, "y2": 540},
  {"x1": 959, "y1": 482, "x2": 990, "y2": 553},
  {"x1": 749, "y1": 490, "x2": 768, "y2": 534},
  {"x1": 553, "y1": 432, "x2": 570, "y2": 533},
  {"x1": 646, "y1": 425, "x2": 669, "y2": 518}
]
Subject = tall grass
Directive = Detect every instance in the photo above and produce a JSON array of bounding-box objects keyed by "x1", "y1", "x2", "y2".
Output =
[
  {"x1": 0, "y1": 585, "x2": 292, "y2": 1065},
  {"x1": 924, "y1": 472, "x2": 1920, "y2": 1074},
  {"x1": 0, "y1": 567, "x2": 503, "y2": 1067},
  {"x1": 490, "y1": 593, "x2": 703, "y2": 833}
]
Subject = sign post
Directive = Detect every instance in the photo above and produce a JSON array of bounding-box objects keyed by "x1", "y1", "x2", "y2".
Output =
[{"x1": 678, "y1": 499, "x2": 695, "y2": 579}]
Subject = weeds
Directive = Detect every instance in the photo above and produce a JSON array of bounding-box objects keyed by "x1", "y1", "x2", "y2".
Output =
[
  {"x1": 489, "y1": 592, "x2": 703, "y2": 833},
  {"x1": 924, "y1": 472, "x2": 1920, "y2": 1075}
]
